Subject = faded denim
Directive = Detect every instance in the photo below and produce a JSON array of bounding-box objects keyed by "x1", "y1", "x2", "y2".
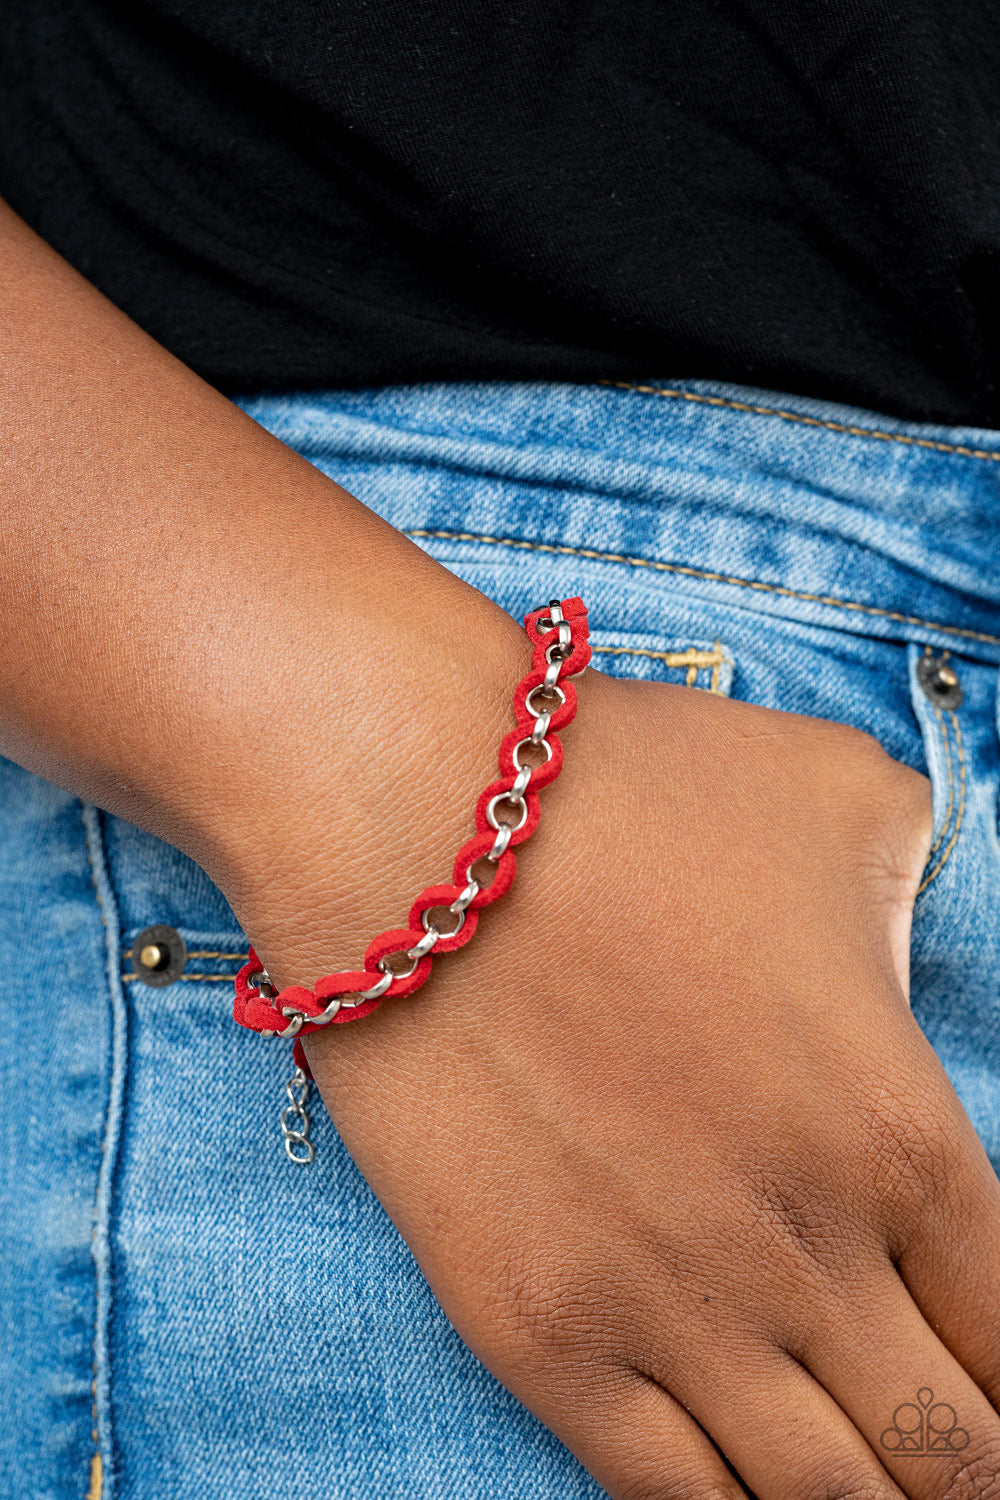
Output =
[{"x1": 1, "y1": 378, "x2": 998, "y2": 1499}]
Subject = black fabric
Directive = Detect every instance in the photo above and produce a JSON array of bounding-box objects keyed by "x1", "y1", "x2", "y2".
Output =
[{"x1": 2, "y1": 1, "x2": 1000, "y2": 425}]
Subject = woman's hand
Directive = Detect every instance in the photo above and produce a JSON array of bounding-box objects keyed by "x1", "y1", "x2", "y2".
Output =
[
  {"x1": 3, "y1": 192, "x2": 998, "y2": 1500},
  {"x1": 245, "y1": 671, "x2": 1000, "y2": 1500}
]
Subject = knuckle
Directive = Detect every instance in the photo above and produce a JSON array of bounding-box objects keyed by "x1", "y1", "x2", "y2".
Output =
[
  {"x1": 616, "y1": 1473, "x2": 743, "y2": 1500},
  {"x1": 799, "y1": 1469, "x2": 894, "y2": 1500},
  {"x1": 487, "y1": 1244, "x2": 625, "y2": 1364},
  {"x1": 860, "y1": 1075, "x2": 959, "y2": 1207},
  {"x1": 745, "y1": 1162, "x2": 854, "y2": 1276},
  {"x1": 939, "y1": 1439, "x2": 1000, "y2": 1500}
]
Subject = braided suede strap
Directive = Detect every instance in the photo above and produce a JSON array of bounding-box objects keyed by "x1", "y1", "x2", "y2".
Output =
[{"x1": 233, "y1": 598, "x2": 591, "y2": 1060}]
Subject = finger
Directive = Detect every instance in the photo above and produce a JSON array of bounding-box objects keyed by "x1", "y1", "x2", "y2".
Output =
[
  {"x1": 798, "y1": 1265, "x2": 1000, "y2": 1498},
  {"x1": 645, "y1": 1344, "x2": 908, "y2": 1500},
  {"x1": 894, "y1": 1124, "x2": 1000, "y2": 1413},
  {"x1": 537, "y1": 1367, "x2": 748, "y2": 1500}
]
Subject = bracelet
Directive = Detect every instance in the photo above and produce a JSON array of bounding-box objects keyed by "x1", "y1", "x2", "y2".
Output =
[{"x1": 233, "y1": 597, "x2": 591, "y2": 1160}]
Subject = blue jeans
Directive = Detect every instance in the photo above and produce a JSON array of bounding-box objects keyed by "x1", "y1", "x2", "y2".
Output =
[{"x1": 2, "y1": 378, "x2": 998, "y2": 1500}]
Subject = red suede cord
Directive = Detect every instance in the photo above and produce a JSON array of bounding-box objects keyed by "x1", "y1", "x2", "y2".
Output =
[{"x1": 233, "y1": 598, "x2": 591, "y2": 1065}]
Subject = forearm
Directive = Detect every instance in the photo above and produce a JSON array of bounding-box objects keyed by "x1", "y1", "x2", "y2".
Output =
[{"x1": 0, "y1": 198, "x2": 524, "y2": 981}]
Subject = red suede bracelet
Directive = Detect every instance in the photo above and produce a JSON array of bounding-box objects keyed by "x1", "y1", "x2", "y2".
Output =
[{"x1": 233, "y1": 598, "x2": 591, "y2": 1083}]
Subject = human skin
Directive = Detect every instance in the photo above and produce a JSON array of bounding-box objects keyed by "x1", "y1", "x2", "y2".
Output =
[{"x1": 2, "y1": 198, "x2": 999, "y2": 1498}]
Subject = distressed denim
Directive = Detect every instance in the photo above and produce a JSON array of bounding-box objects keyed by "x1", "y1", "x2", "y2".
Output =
[{"x1": 1, "y1": 378, "x2": 998, "y2": 1500}]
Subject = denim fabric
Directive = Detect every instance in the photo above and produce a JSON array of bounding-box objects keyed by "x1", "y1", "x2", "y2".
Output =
[{"x1": 1, "y1": 377, "x2": 998, "y2": 1500}]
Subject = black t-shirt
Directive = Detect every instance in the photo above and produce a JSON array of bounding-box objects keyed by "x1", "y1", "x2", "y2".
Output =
[{"x1": 2, "y1": 1, "x2": 999, "y2": 426}]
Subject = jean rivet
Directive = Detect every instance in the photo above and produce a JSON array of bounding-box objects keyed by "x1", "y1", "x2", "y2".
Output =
[
  {"x1": 131, "y1": 924, "x2": 187, "y2": 987},
  {"x1": 917, "y1": 652, "x2": 963, "y2": 710}
]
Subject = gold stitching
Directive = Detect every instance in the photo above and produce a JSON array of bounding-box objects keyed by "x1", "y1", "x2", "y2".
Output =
[
  {"x1": 918, "y1": 713, "x2": 966, "y2": 894},
  {"x1": 592, "y1": 643, "x2": 729, "y2": 693},
  {"x1": 185, "y1": 951, "x2": 248, "y2": 960},
  {"x1": 599, "y1": 381, "x2": 1000, "y2": 465},
  {"x1": 121, "y1": 971, "x2": 241, "y2": 983},
  {"x1": 926, "y1": 704, "x2": 955, "y2": 859},
  {"x1": 592, "y1": 645, "x2": 724, "y2": 667},
  {"x1": 176, "y1": 972, "x2": 244, "y2": 980},
  {"x1": 406, "y1": 529, "x2": 1000, "y2": 648},
  {"x1": 122, "y1": 948, "x2": 248, "y2": 961}
]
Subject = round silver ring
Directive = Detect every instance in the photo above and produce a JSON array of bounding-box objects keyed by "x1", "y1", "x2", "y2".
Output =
[
  {"x1": 525, "y1": 683, "x2": 566, "y2": 718},
  {"x1": 378, "y1": 950, "x2": 421, "y2": 982},
  {"x1": 512, "y1": 735, "x2": 553, "y2": 771},
  {"x1": 485, "y1": 790, "x2": 528, "y2": 833},
  {"x1": 419, "y1": 906, "x2": 464, "y2": 942}
]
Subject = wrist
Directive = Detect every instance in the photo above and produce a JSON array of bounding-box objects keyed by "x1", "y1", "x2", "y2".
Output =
[{"x1": 206, "y1": 570, "x2": 529, "y2": 991}]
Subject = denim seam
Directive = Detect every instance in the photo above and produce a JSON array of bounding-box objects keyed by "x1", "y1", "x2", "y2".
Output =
[
  {"x1": 601, "y1": 381, "x2": 1000, "y2": 465},
  {"x1": 82, "y1": 804, "x2": 127, "y2": 1500},
  {"x1": 407, "y1": 528, "x2": 1000, "y2": 648},
  {"x1": 918, "y1": 712, "x2": 966, "y2": 894}
]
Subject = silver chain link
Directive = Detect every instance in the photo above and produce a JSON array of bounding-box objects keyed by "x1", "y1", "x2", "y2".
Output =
[
  {"x1": 251, "y1": 600, "x2": 580, "y2": 1162},
  {"x1": 280, "y1": 1067, "x2": 315, "y2": 1164}
]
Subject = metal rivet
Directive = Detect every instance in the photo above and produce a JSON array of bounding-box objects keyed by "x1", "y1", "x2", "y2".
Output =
[
  {"x1": 131, "y1": 924, "x2": 187, "y2": 987},
  {"x1": 917, "y1": 652, "x2": 964, "y2": 710}
]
